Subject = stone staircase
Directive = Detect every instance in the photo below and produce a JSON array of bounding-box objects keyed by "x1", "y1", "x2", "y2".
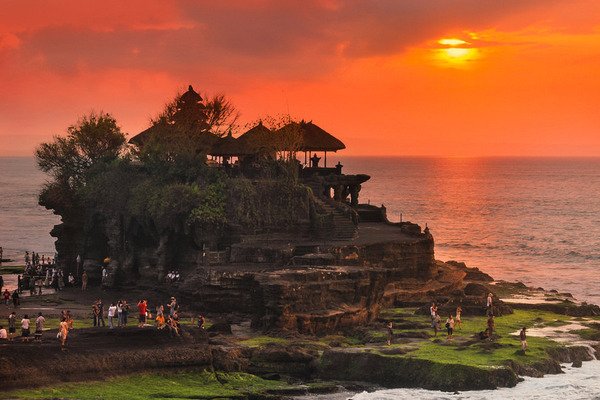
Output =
[{"x1": 314, "y1": 197, "x2": 358, "y2": 240}]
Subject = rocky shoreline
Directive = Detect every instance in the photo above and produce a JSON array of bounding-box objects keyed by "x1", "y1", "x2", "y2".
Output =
[{"x1": 2, "y1": 262, "x2": 600, "y2": 399}]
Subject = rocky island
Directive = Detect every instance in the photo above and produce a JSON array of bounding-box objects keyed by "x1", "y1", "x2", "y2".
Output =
[{"x1": 2, "y1": 86, "x2": 599, "y2": 399}]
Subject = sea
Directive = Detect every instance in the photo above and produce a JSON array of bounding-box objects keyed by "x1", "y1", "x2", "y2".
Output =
[{"x1": 1, "y1": 156, "x2": 600, "y2": 399}]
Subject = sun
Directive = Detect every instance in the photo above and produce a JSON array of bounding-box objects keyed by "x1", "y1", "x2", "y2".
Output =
[{"x1": 434, "y1": 37, "x2": 480, "y2": 68}]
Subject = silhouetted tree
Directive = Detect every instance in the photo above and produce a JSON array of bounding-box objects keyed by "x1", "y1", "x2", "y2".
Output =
[{"x1": 36, "y1": 112, "x2": 127, "y2": 189}]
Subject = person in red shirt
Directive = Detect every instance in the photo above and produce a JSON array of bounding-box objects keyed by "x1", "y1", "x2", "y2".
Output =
[{"x1": 137, "y1": 299, "x2": 147, "y2": 328}]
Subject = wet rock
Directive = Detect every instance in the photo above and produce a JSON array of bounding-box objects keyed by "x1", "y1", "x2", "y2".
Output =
[
  {"x1": 207, "y1": 322, "x2": 233, "y2": 335},
  {"x1": 319, "y1": 348, "x2": 519, "y2": 391},
  {"x1": 572, "y1": 360, "x2": 583, "y2": 368}
]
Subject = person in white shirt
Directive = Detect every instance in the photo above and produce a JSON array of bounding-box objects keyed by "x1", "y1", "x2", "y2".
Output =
[
  {"x1": 35, "y1": 312, "x2": 46, "y2": 342},
  {"x1": 21, "y1": 315, "x2": 31, "y2": 338},
  {"x1": 107, "y1": 303, "x2": 117, "y2": 329}
]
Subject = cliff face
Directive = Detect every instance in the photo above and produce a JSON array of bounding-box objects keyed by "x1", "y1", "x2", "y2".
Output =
[{"x1": 178, "y1": 234, "x2": 436, "y2": 334}]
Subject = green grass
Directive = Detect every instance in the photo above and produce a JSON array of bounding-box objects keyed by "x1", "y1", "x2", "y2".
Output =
[
  {"x1": 372, "y1": 308, "x2": 567, "y2": 368},
  {"x1": 7, "y1": 371, "x2": 290, "y2": 400},
  {"x1": 239, "y1": 335, "x2": 289, "y2": 347},
  {"x1": 0, "y1": 265, "x2": 25, "y2": 275}
]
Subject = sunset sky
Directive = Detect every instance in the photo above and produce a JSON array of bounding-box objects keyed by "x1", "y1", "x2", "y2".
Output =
[{"x1": 1, "y1": 0, "x2": 599, "y2": 157}]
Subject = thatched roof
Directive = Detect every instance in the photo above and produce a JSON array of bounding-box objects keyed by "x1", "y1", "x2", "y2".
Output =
[
  {"x1": 209, "y1": 131, "x2": 249, "y2": 156},
  {"x1": 129, "y1": 85, "x2": 208, "y2": 146},
  {"x1": 129, "y1": 122, "x2": 218, "y2": 149},
  {"x1": 237, "y1": 122, "x2": 278, "y2": 153},
  {"x1": 275, "y1": 121, "x2": 345, "y2": 152},
  {"x1": 129, "y1": 123, "x2": 164, "y2": 146}
]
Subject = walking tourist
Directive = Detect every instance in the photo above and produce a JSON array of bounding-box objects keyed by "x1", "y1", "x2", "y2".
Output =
[
  {"x1": 168, "y1": 297, "x2": 178, "y2": 317},
  {"x1": 3, "y1": 288, "x2": 10, "y2": 305},
  {"x1": 432, "y1": 314, "x2": 441, "y2": 336},
  {"x1": 455, "y1": 305, "x2": 462, "y2": 330},
  {"x1": 35, "y1": 312, "x2": 45, "y2": 342},
  {"x1": 92, "y1": 301, "x2": 100, "y2": 326},
  {"x1": 122, "y1": 300, "x2": 129, "y2": 326},
  {"x1": 108, "y1": 303, "x2": 117, "y2": 328},
  {"x1": 486, "y1": 292, "x2": 494, "y2": 313},
  {"x1": 386, "y1": 321, "x2": 394, "y2": 345},
  {"x1": 430, "y1": 302, "x2": 437, "y2": 320},
  {"x1": 520, "y1": 327, "x2": 528, "y2": 351},
  {"x1": 445, "y1": 315, "x2": 455, "y2": 340},
  {"x1": 117, "y1": 301, "x2": 123, "y2": 327},
  {"x1": 137, "y1": 299, "x2": 147, "y2": 327},
  {"x1": 81, "y1": 271, "x2": 88, "y2": 291},
  {"x1": 8, "y1": 311, "x2": 16, "y2": 340},
  {"x1": 12, "y1": 290, "x2": 19, "y2": 307},
  {"x1": 58, "y1": 317, "x2": 69, "y2": 349},
  {"x1": 97, "y1": 299, "x2": 105, "y2": 327},
  {"x1": 21, "y1": 314, "x2": 30, "y2": 338}
]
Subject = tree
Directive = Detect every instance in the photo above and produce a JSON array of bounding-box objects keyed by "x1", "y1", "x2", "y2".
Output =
[{"x1": 36, "y1": 112, "x2": 127, "y2": 189}]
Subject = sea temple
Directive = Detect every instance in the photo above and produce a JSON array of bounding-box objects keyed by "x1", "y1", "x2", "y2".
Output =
[{"x1": 45, "y1": 85, "x2": 437, "y2": 334}]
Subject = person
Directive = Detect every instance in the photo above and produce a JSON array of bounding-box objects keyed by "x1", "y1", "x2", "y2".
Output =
[
  {"x1": 487, "y1": 315, "x2": 495, "y2": 339},
  {"x1": 107, "y1": 303, "x2": 117, "y2": 329},
  {"x1": 17, "y1": 275, "x2": 22, "y2": 293},
  {"x1": 197, "y1": 314, "x2": 205, "y2": 330},
  {"x1": 97, "y1": 299, "x2": 105, "y2": 327},
  {"x1": 0, "y1": 325, "x2": 7, "y2": 340},
  {"x1": 35, "y1": 312, "x2": 45, "y2": 342},
  {"x1": 117, "y1": 301, "x2": 123, "y2": 327},
  {"x1": 486, "y1": 292, "x2": 493, "y2": 310},
  {"x1": 58, "y1": 316, "x2": 69, "y2": 349},
  {"x1": 137, "y1": 299, "x2": 147, "y2": 327},
  {"x1": 310, "y1": 153, "x2": 321, "y2": 168},
  {"x1": 0, "y1": 246, "x2": 3, "y2": 264},
  {"x1": 0, "y1": 274, "x2": 4, "y2": 292},
  {"x1": 29, "y1": 277, "x2": 36, "y2": 296},
  {"x1": 167, "y1": 314, "x2": 180, "y2": 336},
  {"x1": 156, "y1": 312, "x2": 166, "y2": 329},
  {"x1": 92, "y1": 301, "x2": 100, "y2": 327},
  {"x1": 3, "y1": 288, "x2": 10, "y2": 305},
  {"x1": 446, "y1": 315, "x2": 455, "y2": 340},
  {"x1": 455, "y1": 305, "x2": 463, "y2": 330},
  {"x1": 432, "y1": 314, "x2": 441, "y2": 336},
  {"x1": 68, "y1": 273, "x2": 75, "y2": 287},
  {"x1": 122, "y1": 300, "x2": 129, "y2": 326},
  {"x1": 12, "y1": 290, "x2": 19, "y2": 307},
  {"x1": 520, "y1": 327, "x2": 528, "y2": 351},
  {"x1": 25, "y1": 251, "x2": 30, "y2": 266},
  {"x1": 429, "y1": 302, "x2": 437, "y2": 320},
  {"x1": 8, "y1": 311, "x2": 16, "y2": 341},
  {"x1": 101, "y1": 266, "x2": 108, "y2": 284},
  {"x1": 167, "y1": 297, "x2": 178, "y2": 317},
  {"x1": 386, "y1": 321, "x2": 394, "y2": 345},
  {"x1": 21, "y1": 314, "x2": 30, "y2": 338},
  {"x1": 81, "y1": 271, "x2": 88, "y2": 291}
]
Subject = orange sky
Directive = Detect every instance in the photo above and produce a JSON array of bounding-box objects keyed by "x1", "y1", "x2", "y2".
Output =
[{"x1": 1, "y1": 0, "x2": 600, "y2": 156}]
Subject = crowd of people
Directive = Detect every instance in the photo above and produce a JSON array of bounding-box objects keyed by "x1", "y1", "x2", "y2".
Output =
[
  {"x1": 0, "y1": 311, "x2": 49, "y2": 344},
  {"x1": 1, "y1": 294, "x2": 207, "y2": 350},
  {"x1": 90, "y1": 295, "x2": 206, "y2": 338}
]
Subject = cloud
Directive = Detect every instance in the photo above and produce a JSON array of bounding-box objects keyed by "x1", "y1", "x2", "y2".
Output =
[{"x1": 1, "y1": 0, "x2": 563, "y2": 82}]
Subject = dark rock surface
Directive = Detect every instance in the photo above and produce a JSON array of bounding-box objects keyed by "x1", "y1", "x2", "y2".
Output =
[{"x1": 319, "y1": 348, "x2": 519, "y2": 391}]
